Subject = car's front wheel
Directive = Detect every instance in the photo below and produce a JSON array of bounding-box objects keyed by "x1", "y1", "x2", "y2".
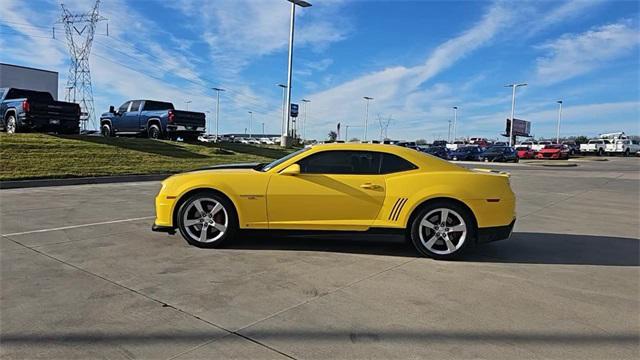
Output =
[
  {"x1": 410, "y1": 201, "x2": 475, "y2": 260},
  {"x1": 176, "y1": 192, "x2": 237, "y2": 248}
]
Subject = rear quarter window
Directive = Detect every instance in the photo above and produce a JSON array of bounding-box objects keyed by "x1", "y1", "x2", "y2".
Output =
[{"x1": 380, "y1": 153, "x2": 417, "y2": 174}]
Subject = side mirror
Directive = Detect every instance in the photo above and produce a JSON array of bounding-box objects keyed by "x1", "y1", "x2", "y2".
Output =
[
  {"x1": 109, "y1": 105, "x2": 115, "y2": 114},
  {"x1": 280, "y1": 163, "x2": 300, "y2": 176}
]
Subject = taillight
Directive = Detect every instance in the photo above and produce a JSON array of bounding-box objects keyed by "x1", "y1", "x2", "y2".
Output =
[
  {"x1": 168, "y1": 110, "x2": 175, "y2": 123},
  {"x1": 22, "y1": 100, "x2": 30, "y2": 113}
]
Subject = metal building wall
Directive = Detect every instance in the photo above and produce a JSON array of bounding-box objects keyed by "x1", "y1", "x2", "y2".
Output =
[{"x1": 0, "y1": 63, "x2": 59, "y2": 99}]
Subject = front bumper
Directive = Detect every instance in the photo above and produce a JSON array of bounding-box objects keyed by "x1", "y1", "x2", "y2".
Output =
[
  {"x1": 477, "y1": 219, "x2": 516, "y2": 244},
  {"x1": 152, "y1": 224, "x2": 176, "y2": 234}
]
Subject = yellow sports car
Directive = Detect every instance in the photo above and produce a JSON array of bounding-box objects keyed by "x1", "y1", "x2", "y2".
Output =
[{"x1": 152, "y1": 143, "x2": 516, "y2": 259}]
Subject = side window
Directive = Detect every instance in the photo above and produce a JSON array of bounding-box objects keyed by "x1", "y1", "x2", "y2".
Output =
[
  {"x1": 298, "y1": 151, "x2": 381, "y2": 174},
  {"x1": 380, "y1": 153, "x2": 417, "y2": 174},
  {"x1": 118, "y1": 101, "x2": 130, "y2": 113},
  {"x1": 129, "y1": 100, "x2": 142, "y2": 112}
]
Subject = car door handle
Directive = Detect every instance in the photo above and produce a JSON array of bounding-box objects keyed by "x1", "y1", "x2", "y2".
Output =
[{"x1": 360, "y1": 183, "x2": 382, "y2": 190}]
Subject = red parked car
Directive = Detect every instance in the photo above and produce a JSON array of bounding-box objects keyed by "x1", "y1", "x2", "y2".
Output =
[
  {"x1": 535, "y1": 144, "x2": 570, "y2": 159},
  {"x1": 515, "y1": 146, "x2": 536, "y2": 159}
]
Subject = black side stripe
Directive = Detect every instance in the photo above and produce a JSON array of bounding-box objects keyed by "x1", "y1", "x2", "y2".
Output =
[
  {"x1": 388, "y1": 198, "x2": 402, "y2": 220},
  {"x1": 392, "y1": 198, "x2": 408, "y2": 221}
]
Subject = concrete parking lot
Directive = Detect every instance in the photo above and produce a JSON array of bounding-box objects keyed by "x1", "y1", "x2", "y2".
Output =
[{"x1": 1, "y1": 158, "x2": 638, "y2": 359}]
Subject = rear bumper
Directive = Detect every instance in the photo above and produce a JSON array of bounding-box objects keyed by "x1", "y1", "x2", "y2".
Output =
[{"x1": 477, "y1": 219, "x2": 515, "y2": 244}]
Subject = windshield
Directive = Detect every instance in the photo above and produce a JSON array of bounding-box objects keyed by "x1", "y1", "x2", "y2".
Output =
[{"x1": 261, "y1": 147, "x2": 310, "y2": 172}]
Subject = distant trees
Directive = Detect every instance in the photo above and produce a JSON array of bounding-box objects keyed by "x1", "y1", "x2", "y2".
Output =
[
  {"x1": 574, "y1": 136, "x2": 589, "y2": 144},
  {"x1": 349, "y1": 138, "x2": 360, "y2": 142},
  {"x1": 416, "y1": 139, "x2": 427, "y2": 145},
  {"x1": 327, "y1": 131, "x2": 338, "y2": 142}
]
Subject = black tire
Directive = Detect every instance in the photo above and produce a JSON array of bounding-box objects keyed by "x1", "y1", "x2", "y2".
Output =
[
  {"x1": 5, "y1": 114, "x2": 17, "y2": 134},
  {"x1": 409, "y1": 200, "x2": 476, "y2": 260},
  {"x1": 148, "y1": 124, "x2": 161, "y2": 139},
  {"x1": 624, "y1": 149, "x2": 630, "y2": 157},
  {"x1": 176, "y1": 191, "x2": 238, "y2": 248},
  {"x1": 598, "y1": 148, "x2": 604, "y2": 156},
  {"x1": 101, "y1": 124, "x2": 112, "y2": 137},
  {"x1": 514, "y1": 157, "x2": 519, "y2": 163}
]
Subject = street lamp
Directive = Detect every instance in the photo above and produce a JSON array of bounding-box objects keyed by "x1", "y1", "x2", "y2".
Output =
[
  {"x1": 301, "y1": 98, "x2": 310, "y2": 142},
  {"x1": 363, "y1": 96, "x2": 373, "y2": 141},
  {"x1": 248, "y1": 111, "x2": 253, "y2": 139},
  {"x1": 282, "y1": 0, "x2": 312, "y2": 148},
  {"x1": 185, "y1": 100, "x2": 192, "y2": 111},
  {"x1": 504, "y1": 83, "x2": 527, "y2": 146},
  {"x1": 556, "y1": 100, "x2": 563, "y2": 144},
  {"x1": 277, "y1": 84, "x2": 287, "y2": 136},
  {"x1": 212, "y1": 87, "x2": 225, "y2": 140},
  {"x1": 452, "y1": 106, "x2": 458, "y2": 141},
  {"x1": 262, "y1": 122, "x2": 265, "y2": 135}
]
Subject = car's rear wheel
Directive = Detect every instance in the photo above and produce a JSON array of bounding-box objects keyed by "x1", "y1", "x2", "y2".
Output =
[
  {"x1": 597, "y1": 148, "x2": 604, "y2": 156},
  {"x1": 101, "y1": 124, "x2": 112, "y2": 137},
  {"x1": 148, "y1": 124, "x2": 161, "y2": 139},
  {"x1": 176, "y1": 192, "x2": 237, "y2": 248},
  {"x1": 410, "y1": 201, "x2": 475, "y2": 260},
  {"x1": 6, "y1": 115, "x2": 17, "y2": 134}
]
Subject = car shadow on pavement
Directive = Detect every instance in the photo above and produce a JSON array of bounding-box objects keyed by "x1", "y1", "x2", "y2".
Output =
[
  {"x1": 228, "y1": 232, "x2": 639, "y2": 266},
  {"x1": 229, "y1": 232, "x2": 418, "y2": 258},
  {"x1": 460, "y1": 232, "x2": 639, "y2": 266}
]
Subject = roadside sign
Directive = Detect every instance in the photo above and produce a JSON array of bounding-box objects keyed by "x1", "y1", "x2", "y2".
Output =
[
  {"x1": 505, "y1": 118, "x2": 531, "y2": 137},
  {"x1": 290, "y1": 103, "x2": 299, "y2": 118}
]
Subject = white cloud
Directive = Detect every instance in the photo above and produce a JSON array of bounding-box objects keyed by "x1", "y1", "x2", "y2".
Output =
[
  {"x1": 535, "y1": 21, "x2": 640, "y2": 85},
  {"x1": 300, "y1": 2, "x2": 514, "y2": 139}
]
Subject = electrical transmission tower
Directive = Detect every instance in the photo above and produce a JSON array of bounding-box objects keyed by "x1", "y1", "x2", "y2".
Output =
[
  {"x1": 57, "y1": 1, "x2": 107, "y2": 131},
  {"x1": 378, "y1": 113, "x2": 392, "y2": 141}
]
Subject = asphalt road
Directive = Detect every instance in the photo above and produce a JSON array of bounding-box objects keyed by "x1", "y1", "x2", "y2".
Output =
[{"x1": 1, "y1": 158, "x2": 639, "y2": 359}]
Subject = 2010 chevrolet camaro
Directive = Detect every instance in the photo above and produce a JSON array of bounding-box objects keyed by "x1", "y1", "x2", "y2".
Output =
[{"x1": 152, "y1": 143, "x2": 516, "y2": 259}]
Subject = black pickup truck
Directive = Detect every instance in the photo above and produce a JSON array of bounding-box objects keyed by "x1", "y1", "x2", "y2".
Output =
[
  {"x1": 100, "y1": 100, "x2": 206, "y2": 140},
  {"x1": 1, "y1": 88, "x2": 81, "y2": 134}
]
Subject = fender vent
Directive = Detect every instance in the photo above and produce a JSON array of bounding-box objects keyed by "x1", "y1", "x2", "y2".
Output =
[{"x1": 389, "y1": 198, "x2": 408, "y2": 221}]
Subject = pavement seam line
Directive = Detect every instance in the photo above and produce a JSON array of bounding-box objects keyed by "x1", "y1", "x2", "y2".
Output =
[
  {"x1": 1, "y1": 216, "x2": 155, "y2": 236},
  {"x1": 235, "y1": 257, "x2": 418, "y2": 333},
  {"x1": 519, "y1": 173, "x2": 626, "y2": 219},
  {"x1": 2, "y1": 236, "x2": 298, "y2": 360}
]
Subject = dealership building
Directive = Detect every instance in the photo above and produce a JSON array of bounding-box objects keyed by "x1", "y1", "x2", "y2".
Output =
[{"x1": 0, "y1": 63, "x2": 59, "y2": 99}]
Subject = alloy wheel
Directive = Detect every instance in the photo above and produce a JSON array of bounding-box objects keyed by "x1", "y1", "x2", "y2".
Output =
[
  {"x1": 182, "y1": 197, "x2": 228, "y2": 243},
  {"x1": 6, "y1": 116, "x2": 16, "y2": 134},
  {"x1": 418, "y1": 208, "x2": 467, "y2": 255}
]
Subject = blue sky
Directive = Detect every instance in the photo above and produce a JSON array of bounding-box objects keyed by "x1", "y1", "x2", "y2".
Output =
[{"x1": 1, "y1": 0, "x2": 638, "y2": 141}]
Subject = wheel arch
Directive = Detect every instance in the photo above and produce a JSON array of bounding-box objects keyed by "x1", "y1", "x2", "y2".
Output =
[
  {"x1": 4, "y1": 108, "x2": 17, "y2": 120},
  {"x1": 404, "y1": 196, "x2": 478, "y2": 238},
  {"x1": 171, "y1": 187, "x2": 239, "y2": 229},
  {"x1": 147, "y1": 118, "x2": 162, "y2": 130}
]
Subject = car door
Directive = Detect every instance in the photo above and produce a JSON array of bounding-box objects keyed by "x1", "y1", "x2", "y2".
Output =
[
  {"x1": 121, "y1": 100, "x2": 142, "y2": 133},
  {"x1": 111, "y1": 101, "x2": 130, "y2": 133},
  {"x1": 266, "y1": 150, "x2": 386, "y2": 231}
]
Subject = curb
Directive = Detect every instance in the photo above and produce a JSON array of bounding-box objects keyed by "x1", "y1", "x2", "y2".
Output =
[{"x1": 0, "y1": 174, "x2": 171, "y2": 190}]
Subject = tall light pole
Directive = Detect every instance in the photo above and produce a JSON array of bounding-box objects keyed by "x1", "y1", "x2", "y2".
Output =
[
  {"x1": 248, "y1": 111, "x2": 253, "y2": 139},
  {"x1": 556, "y1": 100, "x2": 563, "y2": 144},
  {"x1": 504, "y1": 83, "x2": 527, "y2": 146},
  {"x1": 262, "y1": 122, "x2": 265, "y2": 135},
  {"x1": 185, "y1": 100, "x2": 192, "y2": 111},
  {"x1": 301, "y1": 98, "x2": 310, "y2": 142},
  {"x1": 452, "y1": 106, "x2": 458, "y2": 141},
  {"x1": 277, "y1": 84, "x2": 287, "y2": 136},
  {"x1": 447, "y1": 119, "x2": 452, "y2": 142},
  {"x1": 363, "y1": 96, "x2": 373, "y2": 141},
  {"x1": 212, "y1": 87, "x2": 225, "y2": 140},
  {"x1": 282, "y1": 0, "x2": 312, "y2": 147}
]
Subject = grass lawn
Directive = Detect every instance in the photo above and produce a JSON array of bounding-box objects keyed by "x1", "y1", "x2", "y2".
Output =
[{"x1": 0, "y1": 133, "x2": 296, "y2": 181}]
